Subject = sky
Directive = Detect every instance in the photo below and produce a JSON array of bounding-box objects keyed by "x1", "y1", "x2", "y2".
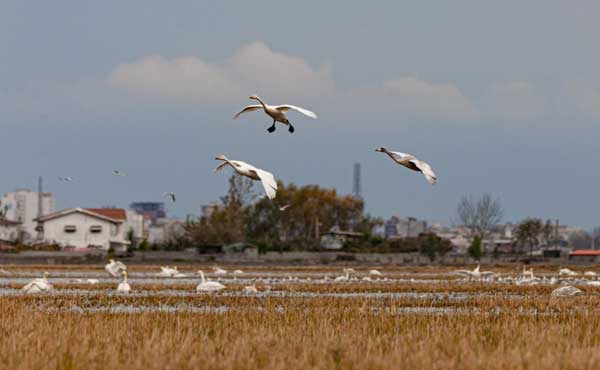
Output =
[{"x1": 1, "y1": 1, "x2": 599, "y2": 228}]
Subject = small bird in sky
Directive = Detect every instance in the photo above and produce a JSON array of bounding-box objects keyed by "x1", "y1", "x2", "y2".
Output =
[
  {"x1": 58, "y1": 177, "x2": 73, "y2": 182},
  {"x1": 112, "y1": 170, "x2": 127, "y2": 177},
  {"x1": 163, "y1": 192, "x2": 176, "y2": 202}
]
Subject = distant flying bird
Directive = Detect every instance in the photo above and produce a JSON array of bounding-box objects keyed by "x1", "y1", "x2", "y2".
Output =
[
  {"x1": 214, "y1": 155, "x2": 277, "y2": 199},
  {"x1": 105, "y1": 259, "x2": 127, "y2": 277},
  {"x1": 117, "y1": 271, "x2": 131, "y2": 293},
  {"x1": 234, "y1": 95, "x2": 317, "y2": 133},
  {"x1": 58, "y1": 177, "x2": 73, "y2": 182},
  {"x1": 163, "y1": 192, "x2": 176, "y2": 202},
  {"x1": 279, "y1": 204, "x2": 291, "y2": 211},
  {"x1": 375, "y1": 147, "x2": 437, "y2": 185},
  {"x1": 112, "y1": 170, "x2": 127, "y2": 177}
]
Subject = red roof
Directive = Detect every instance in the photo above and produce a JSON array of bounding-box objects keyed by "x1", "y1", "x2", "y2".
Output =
[
  {"x1": 85, "y1": 208, "x2": 126, "y2": 220},
  {"x1": 570, "y1": 250, "x2": 600, "y2": 256}
]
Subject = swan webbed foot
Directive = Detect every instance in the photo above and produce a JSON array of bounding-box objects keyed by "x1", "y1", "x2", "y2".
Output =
[
  {"x1": 267, "y1": 124, "x2": 276, "y2": 133},
  {"x1": 288, "y1": 124, "x2": 295, "y2": 133}
]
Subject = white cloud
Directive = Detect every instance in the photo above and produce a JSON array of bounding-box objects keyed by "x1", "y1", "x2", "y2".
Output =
[
  {"x1": 484, "y1": 81, "x2": 545, "y2": 119},
  {"x1": 108, "y1": 42, "x2": 335, "y2": 104},
  {"x1": 342, "y1": 77, "x2": 477, "y2": 118},
  {"x1": 564, "y1": 80, "x2": 600, "y2": 118}
]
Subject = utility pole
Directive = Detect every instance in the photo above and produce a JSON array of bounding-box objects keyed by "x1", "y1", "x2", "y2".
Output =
[{"x1": 36, "y1": 176, "x2": 44, "y2": 240}]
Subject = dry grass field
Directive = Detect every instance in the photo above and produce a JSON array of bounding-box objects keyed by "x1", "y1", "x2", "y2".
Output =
[{"x1": 2, "y1": 264, "x2": 600, "y2": 370}]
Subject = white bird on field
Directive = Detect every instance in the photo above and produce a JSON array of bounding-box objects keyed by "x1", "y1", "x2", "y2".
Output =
[
  {"x1": 156, "y1": 266, "x2": 178, "y2": 278},
  {"x1": 163, "y1": 192, "x2": 176, "y2": 202},
  {"x1": 369, "y1": 269, "x2": 383, "y2": 276},
  {"x1": 212, "y1": 266, "x2": 227, "y2": 276},
  {"x1": 112, "y1": 170, "x2": 127, "y2": 177},
  {"x1": 233, "y1": 269, "x2": 244, "y2": 275},
  {"x1": 455, "y1": 264, "x2": 495, "y2": 280},
  {"x1": 587, "y1": 281, "x2": 600, "y2": 287},
  {"x1": 522, "y1": 266, "x2": 534, "y2": 280},
  {"x1": 214, "y1": 155, "x2": 277, "y2": 199},
  {"x1": 335, "y1": 271, "x2": 350, "y2": 282},
  {"x1": 117, "y1": 271, "x2": 131, "y2": 293},
  {"x1": 243, "y1": 285, "x2": 258, "y2": 294},
  {"x1": 86, "y1": 279, "x2": 99, "y2": 285},
  {"x1": 559, "y1": 268, "x2": 578, "y2": 277},
  {"x1": 0, "y1": 268, "x2": 14, "y2": 277},
  {"x1": 551, "y1": 285, "x2": 583, "y2": 297},
  {"x1": 234, "y1": 95, "x2": 317, "y2": 134},
  {"x1": 22, "y1": 272, "x2": 53, "y2": 294},
  {"x1": 375, "y1": 147, "x2": 437, "y2": 185},
  {"x1": 196, "y1": 270, "x2": 225, "y2": 292},
  {"x1": 584, "y1": 271, "x2": 598, "y2": 278},
  {"x1": 105, "y1": 259, "x2": 127, "y2": 277}
]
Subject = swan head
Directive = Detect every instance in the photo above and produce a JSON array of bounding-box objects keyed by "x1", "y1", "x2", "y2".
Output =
[
  {"x1": 109, "y1": 259, "x2": 115, "y2": 263},
  {"x1": 43, "y1": 272, "x2": 49, "y2": 278},
  {"x1": 215, "y1": 154, "x2": 227, "y2": 161},
  {"x1": 375, "y1": 147, "x2": 386, "y2": 153},
  {"x1": 121, "y1": 270, "x2": 127, "y2": 277},
  {"x1": 249, "y1": 94, "x2": 260, "y2": 100}
]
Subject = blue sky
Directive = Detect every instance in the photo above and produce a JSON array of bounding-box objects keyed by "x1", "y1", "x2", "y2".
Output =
[{"x1": 1, "y1": 1, "x2": 599, "y2": 228}]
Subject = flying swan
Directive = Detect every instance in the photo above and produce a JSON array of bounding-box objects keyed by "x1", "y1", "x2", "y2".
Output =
[
  {"x1": 234, "y1": 95, "x2": 317, "y2": 133},
  {"x1": 375, "y1": 147, "x2": 437, "y2": 185},
  {"x1": 214, "y1": 155, "x2": 278, "y2": 199},
  {"x1": 105, "y1": 259, "x2": 127, "y2": 277}
]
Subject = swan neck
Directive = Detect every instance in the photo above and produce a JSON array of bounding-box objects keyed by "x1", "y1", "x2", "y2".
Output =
[{"x1": 254, "y1": 97, "x2": 267, "y2": 109}]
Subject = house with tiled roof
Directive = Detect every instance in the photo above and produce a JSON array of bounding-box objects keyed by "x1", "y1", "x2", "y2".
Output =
[{"x1": 35, "y1": 208, "x2": 143, "y2": 250}]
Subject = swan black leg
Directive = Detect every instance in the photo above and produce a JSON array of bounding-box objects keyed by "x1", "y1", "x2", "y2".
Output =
[
  {"x1": 267, "y1": 121, "x2": 276, "y2": 133},
  {"x1": 288, "y1": 123, "x2": 295, "y2": 133}
]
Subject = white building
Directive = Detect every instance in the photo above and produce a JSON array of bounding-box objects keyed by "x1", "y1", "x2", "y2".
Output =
[
  {"x1": 36, "y1": 208, "x2": 142, "y2": 250},
  {"x1": 0, "y1": 219, "x2": 21, "y2": 242},
  {"x1": 0, "y1": 189, "x2": 54, "y2": 241}
]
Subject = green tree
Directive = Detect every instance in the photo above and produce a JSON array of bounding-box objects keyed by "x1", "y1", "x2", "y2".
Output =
[
  {"x1": 419, "y1": 233, "x2": 453, "y2": 262},
  {"x1": 468, "y1": 235, "x2": 483, "y2": 260},
  {"x1": 515, "y1": 218, "x2": 543, "y2": 254}
]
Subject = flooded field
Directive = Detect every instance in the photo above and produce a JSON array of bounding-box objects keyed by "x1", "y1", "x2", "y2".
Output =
[{"x1": 2, "y1": 264, "x2": 600, "y2": 369}]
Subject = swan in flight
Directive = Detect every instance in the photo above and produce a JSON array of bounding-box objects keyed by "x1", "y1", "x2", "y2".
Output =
[
  {"x1": 117, "y1": 271, "x2": 131, "y2": 293},
  {"x1": 234, "y1": 95, "x2": 317, "y2": 133},
  {"x1": 163, "y1": 192, "x2": 176, "y2": 202},
  {"x1": 214, "y1": 155, "x2": 277, "y2": 199},
  {"x1": 58, "y1": 176, "x2": 73, "y2": 182},
  {"x1": 551, "y1": 285, "x2": 583, "y2": 297},
  {"x1": 455, "y1": 264, "x2": 494, "y2": 280},
  {"x1": 22, "y1": 272, "x2": 53, "y2": 294},
  {"x1": 112, "y1": 170, "x2": 127, "y2": 177},
  {"x1": 196, "y1": 270, "x2": 225, "y2": 292},
  {"x1": 375, "y1": 147, "x2": 437, "y2": 185},
  {"x1": 105, "y1": 259, "x2": 127, "y2": 277}
]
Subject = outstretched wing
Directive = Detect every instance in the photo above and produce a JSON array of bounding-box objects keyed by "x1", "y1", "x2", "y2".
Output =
[
  {"x1": 409, "y1": 159, "x2": 437, "y2": 185},
  {"x1": 275, "y1": 105, "x2": 318, "y2": 119},
  {"x1": 255, "y1": 168, "x2": 278, "y2": 200},
  {"x1": 214, "y1": 162, "x2": 230, "y2": 173},
  {"x1": 234, "y1": 105, "x2": 263, "y2": 119},
  {"x1": 387, "y1": 151, "x2": 408, "y2": 162},
  {"x1": 115, "y1": 261, "x2": 127, "y2": 271}
]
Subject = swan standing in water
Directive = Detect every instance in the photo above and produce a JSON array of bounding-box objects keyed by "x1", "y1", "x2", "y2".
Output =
[
  {"x1": 214, "y1": 155, "x2": 277, "y2": 199},
  {"x1": 117, "y1": 271, "x2": 131, "y2": 293},
  {"x1": 234, "y1": 95, "x2": 317, "y2": 133},
  {"x1": 375, "y1": 147, "x2": 437, "y2": 185},
  {"x1": 22, "y1": 272, "x2": 53, "y2": 294},
  {"x1": 105, "y1": 259, "x2": 127, "y2": 277},
  {"x1": 196, "y1": 270, "x2": 225, "y2": 292}
]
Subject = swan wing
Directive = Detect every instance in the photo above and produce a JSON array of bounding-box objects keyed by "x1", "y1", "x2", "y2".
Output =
[
  {"x1": 409, "y1": 159, "x2": 437, "y2": 184},
  {"x1": 234, "y1": 105, "x2": 263, "y2": 119},
  {"x1": 275, "y1": 105, "x2": 318, "y2": 119},
  {"x1": 387, "y1": 151, "x2": 409, "y2": 162},
  {"x1": 214, "y1": 161, "x2": 230, "y2": 173},
  {"x1": 115, "y1": 261, "x2": 127, "y2": 270},
  {"x1": 255, "y1": 168, "x2": 278, "y2": 200}
]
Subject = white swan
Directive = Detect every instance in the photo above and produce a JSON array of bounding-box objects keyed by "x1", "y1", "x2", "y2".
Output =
[
  {"x1": 455, "y1": 264, "x2": 494, "y2": 280},
  {"x1": 234, "y1": 95, "x2": 317, "y2": 133},
  {"x1": 233, "y1": 269, "x2": 244, "y2": 275},
  {"x1": 117, "y1": 271, "x2": 131, "y2": 293},
  {"x1": 243, "y1": 285, "x2": 258, "y2": 294},
  {"x1": 156, "y1": 266, "x2": 178, "y2": 278},
  {"x1": 369, "y1": 269, "x2": 383, "y2": 276},
  {"x1": 334, "y1": 272, "x2": 350, "y2": 282},
  {"x1": 559, "y1": 267, "x2": 578, "y2": 277},
  {"x1": 22, "y1": 272, "x2": 53, "y2": 294},
  {"x1": 86, "y1": 279, "x2": 99, "y2": 285},
  {"x1": 522, "y1": 266, "x2": 534, "y2": 280},
  {"x1": 105, "y1": 259, "x2": 127, "y2": 277},
  {"x1": 196, "y1": 270, "x2": 225, "y2": 292},
  {"x1": 212, "y1": 266, "x2": 227, "y2": 276},
  {"x1": 0, "y1": 268, "x2": 14, "y2": 277},
  {"x1": 551, "y1": 285, "x2": 583, "y2": 297},
  {"x1": 214, "y1": 155, "x2": 277, "y2": 199},
  {"x1": 375, "y1": 147, "x2": 437, "y2": 185},
  {"x1": 584, "y1": 271, "x2": 597, "y2": 278}
]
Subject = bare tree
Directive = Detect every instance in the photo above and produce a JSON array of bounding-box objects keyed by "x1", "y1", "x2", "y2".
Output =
[{"x1": 455, "y1": 193, "x2": 504, "y2": 238}]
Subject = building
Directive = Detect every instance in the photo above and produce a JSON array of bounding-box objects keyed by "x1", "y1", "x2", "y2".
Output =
[
  {"x1": 384, "y1": 216, "x2": 427, "y2": 239},
  {"x1": 0, "y1": 189, "x2": 54, "y2": 241},
  {"x1": 146, "y1": 218, "x2": 186, "y2": 244},
  {"x1": 36, "y1": 208, "x2": 142, "y2": 250},
  {"x1": 0, "y1": 219, "x2": 21, "y2": 242},
  {"x1": 320, "y1": 227, "x2": 363, "y2": 250},
  {"x1": 129, "y1": 202, "x2": 166, "y2": 223}
]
